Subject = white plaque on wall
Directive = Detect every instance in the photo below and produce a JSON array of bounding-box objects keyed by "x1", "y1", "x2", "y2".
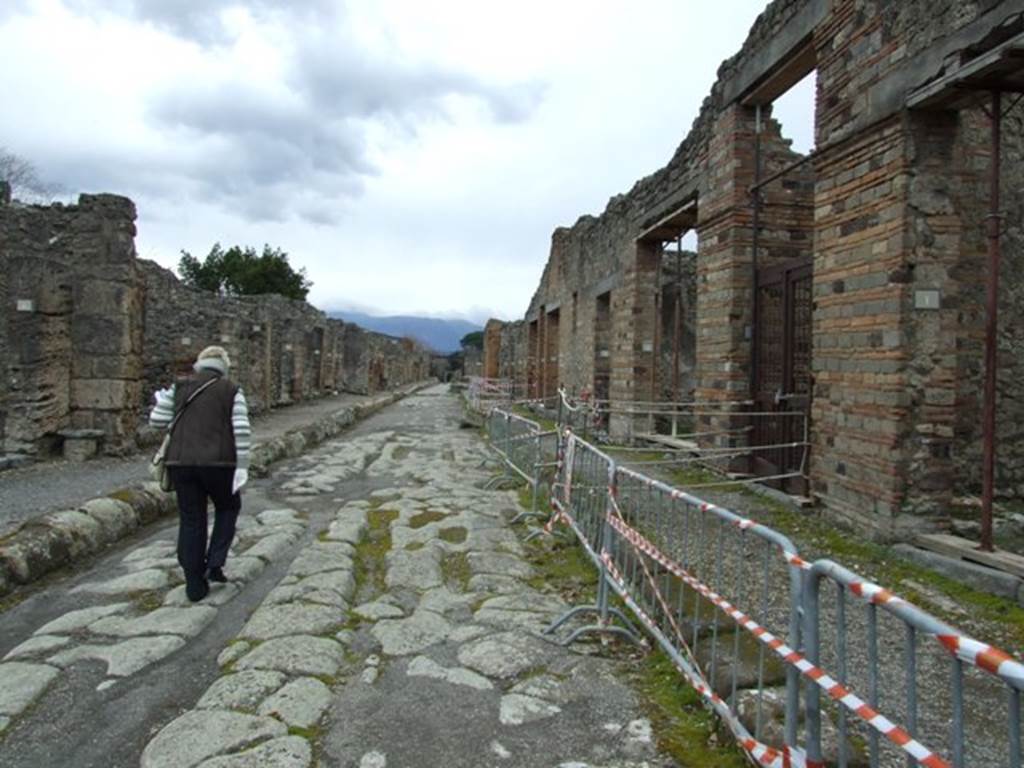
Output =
[{"x1": 16, "y1": 299, "x2": 34, "y2": 312}]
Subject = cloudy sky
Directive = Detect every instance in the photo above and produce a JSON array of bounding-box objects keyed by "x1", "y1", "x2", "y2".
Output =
[{"x1": 1, "y1": 0, "x2": 814, "y2": 324}]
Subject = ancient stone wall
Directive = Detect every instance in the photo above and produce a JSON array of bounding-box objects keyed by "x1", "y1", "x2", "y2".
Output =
[
  {"x1": 0, "y1": 194, "x2": 144, "y2": 455},
  {"x1": 488, "y1": 0, "x2": 1024, "y2": 539},
  {"x1": 0, "y1": 194, "x2": 432, "y2": 458}
]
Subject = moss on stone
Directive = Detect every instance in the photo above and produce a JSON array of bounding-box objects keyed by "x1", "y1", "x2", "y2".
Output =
[
  {"x1": 438, "y1": 527, "x2": 467, "y2": 544},
  {"x1": 633, "y1": 651, "x2": 748, "y2": 767},
  {"x1": 409, "y1": 511, "x2": 448, "y2": 529},
  {"x1": 441, "y1": 551, "x2": 471, "y2": 592}
]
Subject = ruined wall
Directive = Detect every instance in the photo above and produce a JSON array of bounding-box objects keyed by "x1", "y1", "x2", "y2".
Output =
[
  {"x1": 504, "y1": 0, "x2": 1024, "y2": 539},
  {"x1": 0, "y1": 194, "x2": 143, "y2": 455},
  {"x1": 0, "y1": 194, "x2": 433, "y2": 457}
]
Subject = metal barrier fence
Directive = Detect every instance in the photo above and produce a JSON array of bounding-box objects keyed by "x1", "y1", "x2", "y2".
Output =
[
  {"x1": 555, "y1": 391, "x2": 811, "y2": 493},
  {"x1": 467, "y1": 377, "x2": 513, "y2": 414},
  {"x1": 485, "y1": 409, "x2": 559, "y2": 524},
  {"x1": 484, "y1": 408, "x2": 1024, "y2": 768}
]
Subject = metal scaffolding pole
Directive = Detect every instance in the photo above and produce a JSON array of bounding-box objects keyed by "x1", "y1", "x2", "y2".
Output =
[{"x1": 981, "y1": 89, "x2": 1003, "y2": 553}]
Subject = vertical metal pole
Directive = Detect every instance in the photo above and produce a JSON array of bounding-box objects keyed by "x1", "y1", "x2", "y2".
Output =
[
  {"x1": 532, "y1": 431, "x2": 541, "y2": 517},
  {"x1": 981, "y1": 89, "x2": 1002, "y2": 553},
  {"x1": 598, "y1": 459, "x2": 618, "y2": 625},
  {"x1": 750, "y1": 104, "x2": 763, "y2": 403},
  {"x1": 1010, "y1": 687, "x2": 1021, "y2": 768},
  {"x1": 673, "y1": 237, "x2": 683, "y2": 409}
]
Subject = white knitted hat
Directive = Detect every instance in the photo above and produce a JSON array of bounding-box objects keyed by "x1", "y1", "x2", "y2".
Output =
[{"x1": 194, "y1": 345, "x2": 231, "y2": 374}]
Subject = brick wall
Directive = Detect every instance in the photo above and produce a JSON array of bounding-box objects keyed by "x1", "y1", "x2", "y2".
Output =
[{"x1": 487, "y1": 0, "x2": 1024, "y2": 540}]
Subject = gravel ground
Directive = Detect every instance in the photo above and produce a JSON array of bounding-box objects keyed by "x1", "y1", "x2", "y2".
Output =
[{"x1": 504, "y1": 427, "x2": 1019, "y2": 768}]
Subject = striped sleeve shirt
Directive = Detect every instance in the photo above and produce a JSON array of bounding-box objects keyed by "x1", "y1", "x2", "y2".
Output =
[{"x1": 149, "y1": 384, "x2": 252, "y2": 469}]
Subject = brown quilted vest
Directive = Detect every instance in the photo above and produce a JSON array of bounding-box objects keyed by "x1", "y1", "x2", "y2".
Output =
[{"x1": 165, "y1": 370, "x2": 239, "y2": 467}]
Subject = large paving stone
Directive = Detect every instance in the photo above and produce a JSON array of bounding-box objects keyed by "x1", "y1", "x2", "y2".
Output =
[
  {"x1": 467, "y1": 552, "x2": 533, "y2": 580},
  {"x1": 499, "y1": 693, "x2": 562, "y2": 726},
  {"x1": 258, "y1": 677, "x2": 332, "y2": 729},
  {"x1": 35, "y1": 602, "x2": 131, "y2": 635},
  {"x1": 225, "y1": 556, "x2": 265, "y2": 583},
  {"x1": 72, "y1": 569, "x2": 172, "y2": 595},
  {"x1": 258, "y1": 509, "x2": 301, "y2": 526},
  {"x1": 234, "y1": 635, "x2": 346, "y2": 677},
  {"x1": 49, "y1": 636, "x2": 186, "y2": 677},
  {"x1": 324, "y1": 516, "x2": 366, "y2": 545},
  {"x1": 197, "y1": 670, "x2": 286, "y2": 711},
  {"x1": 89, "y1": 606, "x2": 216, "y2": 638},
  {"x1": 123, "y1": 543, "x2": 176, "y2": 563},
  {"x1": 141, "y1": 709, "x2": 288, "y2": 768},
  {"x1": 467, "y1": 574, "x2": 523, "y2": 595},
  {"x1": 290, "y1": 569, "x2": 355, "y2": 599},
  {"x1": 353, "y1": 600, "x2": 405, "y2": 621},
  {"x1": 4, "y1": 634, "x2": 71, "y2": 660},
  {"x1": 0, "y1": 662, "x2": 60, "y2": 715},
  {"x1": 240, "y1": 604, "x2": 344, "y2": 641},
  {"x1": 164, "y1": 582, "x2": 240, "y2": 607},
  {"x1": 264, "y1": 584, "x2": 349, "y2": 609},
  {"x1": 385, "y1": 548, "x2": 443, "y2": 591},
  {"x1": 240, "y1": 534, "x2": 295, "y2": 563},
  {"x1": 457, "y1": 632, "x2": 552, "y2": 680},
  {"x1": 372, "y1": 609, "x2": 451, "y2": 656},
  {"x1": 285, "y1": 548, "x2": 353, "y2": 579},
  {"x1": 196, "y1": 736, "x2": 312, "y2": 768},
  {"x1": 406, "y1": 655, "x2": 493, "y2": 691}
]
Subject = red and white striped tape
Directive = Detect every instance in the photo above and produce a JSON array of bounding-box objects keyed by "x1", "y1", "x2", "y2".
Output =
[
  {"x1": 601, "y1": 551, "x2": 808, "y2": 768},
  {"x1": 604, "y1": 512, "x2": 951, "y2": 768}
]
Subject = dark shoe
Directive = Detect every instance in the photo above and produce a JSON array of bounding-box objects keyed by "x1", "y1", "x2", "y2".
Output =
[
  {"x1": 186, "y1": 576, "x2": 210, "y2": 602},
  {"x1": 207, "y1": 566, "x2": 228, "y2": 584}
]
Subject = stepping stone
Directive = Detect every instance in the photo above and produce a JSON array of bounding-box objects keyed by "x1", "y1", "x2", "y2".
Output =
[
  {"x1": 371, "y1": 609, "x2": 451, "y2": 656},
  {"x1": 141, "y1": 710, "x2": 288, "y2": 768},
  {"x1": 499, "y1": 693, "x2": 561, "y2": 726},
  {"x1": 0, "y1": 662, "x2": 60, "y2": 716},
  {"x1": 258, "y1": 677, "x2": 332, "y2": 729},
  {"x1": 196, "y1": 736, "x2": 312, "y2": 768},
  {"x1": 406, "y1": 656, "x2": 492, "y2": 691},
  {"x1": 197, "y1": 670, "x2": 286, "y2": 711},
  {"x1": 241, "y1": 534, "x2": 295, "y2": 563},
  {"x1": 233, "y1": 635, "x2": 345, "y2": 678},
  {"x1": 35, "y1": 603, "x2": 131, "y2": 635},
  {"x1": 4, "y1": 635, "x2": 71, "y2": 660},
  {"x1": 73, "y1": 569, "x2": 171, "y2": 595},
  {"x1": 49, "y1": 636, "x2": 186, "y2": 677},
  {"x1": 89, "y1": 606, "x2": 216, "y2": 638},
  {"x1": 239, "y1": 604, "x2": 344, "y2": 641}
]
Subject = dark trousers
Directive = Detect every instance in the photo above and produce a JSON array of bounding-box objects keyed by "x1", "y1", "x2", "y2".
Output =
[{"x1": 169, "y1": 465, "x2": 241, "y2": 579}]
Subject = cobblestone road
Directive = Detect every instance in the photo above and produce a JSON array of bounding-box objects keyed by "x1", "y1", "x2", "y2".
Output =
[{"x1": 0, "y1": 385, "x2": 670, "y2": 768}]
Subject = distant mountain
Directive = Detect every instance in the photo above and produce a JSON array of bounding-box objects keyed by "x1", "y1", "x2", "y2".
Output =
[{"x1": 327, "y1": 310, "x2": 481, "y2": 354}]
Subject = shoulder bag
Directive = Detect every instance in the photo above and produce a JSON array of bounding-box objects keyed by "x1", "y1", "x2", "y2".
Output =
[{"x1": 150, "y1": 378, "x2": 219, "y2": 492}]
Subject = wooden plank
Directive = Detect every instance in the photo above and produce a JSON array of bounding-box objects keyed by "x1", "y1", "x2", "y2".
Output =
[
  {"x1": 914, "y1": 533, "x2": 1024, "y2": 579},
  {"x1": 635, "y1": 433, "x2": 699, "y2": 452}
]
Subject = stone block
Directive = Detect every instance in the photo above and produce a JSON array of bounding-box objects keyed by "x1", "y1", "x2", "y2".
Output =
[
  {"x1": 70, "y1": 378, "x2": 130, "y2": 411},
  {"x1": 892, "y1": 544, "x2": 1023, "y2": 603},
  {"x1": 80, "y1": 497, "x2": 139, "y2": 543}
]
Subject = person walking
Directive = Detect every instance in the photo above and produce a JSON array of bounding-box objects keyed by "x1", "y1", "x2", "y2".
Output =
[{"x1": 149, "y1": 346, "x2": 251, "y2": 602}]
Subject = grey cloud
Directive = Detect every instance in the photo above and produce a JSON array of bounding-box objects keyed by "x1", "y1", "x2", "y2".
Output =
[
  {"x1": 295, "y1": 41, "x2": 546, "y2": 127},
  {"x1": 64, "y1": 0, "x2": 339, "y2": 46}
]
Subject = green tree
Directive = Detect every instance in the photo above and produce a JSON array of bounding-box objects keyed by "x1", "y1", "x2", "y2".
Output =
[
  {"x1": 178, "y1": 243, "x2": 312, "y2": 301},
  {"x1": 460, "y1": 330, "x2": 484, "y2": 350}
]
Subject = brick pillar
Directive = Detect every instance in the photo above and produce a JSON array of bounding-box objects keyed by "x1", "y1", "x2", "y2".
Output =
[{"x1": 609, "y1": 240, "x2": 660, "y2": 440}]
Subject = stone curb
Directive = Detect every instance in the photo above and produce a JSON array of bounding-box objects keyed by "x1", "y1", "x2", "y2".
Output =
[
  {"x1": 0, "y1": 382, "x2": 434, "y2": 599},
  {"x1": 892, "y1": 543, "x2": 1024, "y2": 606}
]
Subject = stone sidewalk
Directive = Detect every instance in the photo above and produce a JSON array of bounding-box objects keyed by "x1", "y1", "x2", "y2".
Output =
[
  {"x1": 34, "y1": 383, "x2": 669, "y2": 768},
  {"x1": 0, "y1": 383, "x2": 431, "y2": 598}
]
